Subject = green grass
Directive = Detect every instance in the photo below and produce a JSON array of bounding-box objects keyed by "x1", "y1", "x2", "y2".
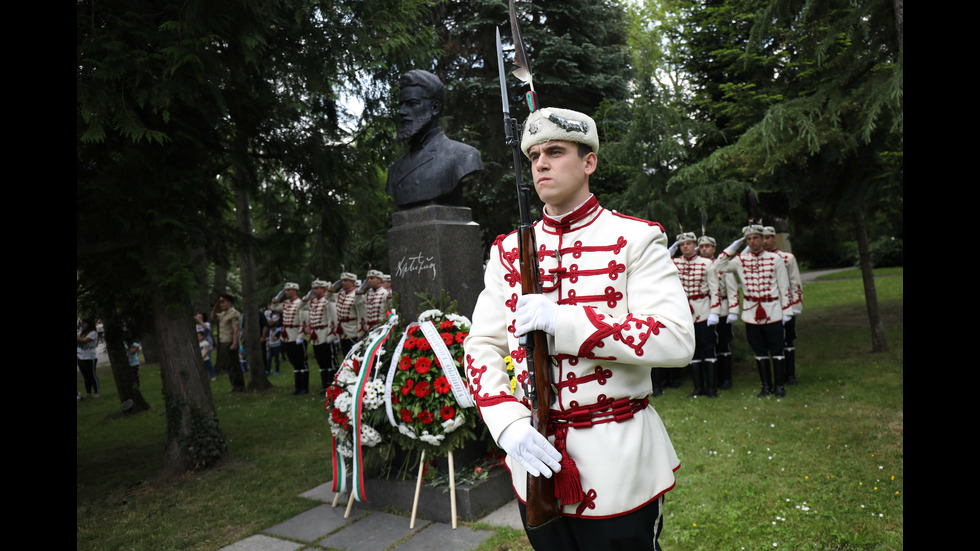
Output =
[{"x1": 78, "y1": 269, "x2": 903, "y2": 551}]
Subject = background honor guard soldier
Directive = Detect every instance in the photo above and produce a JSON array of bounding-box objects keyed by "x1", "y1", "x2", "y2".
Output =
[
  {"x1": 464, "y1": 107, "x2": 695, "y2": 550},
  {"x1": 673, "y1": 231, "x2": 720, "y2": 398},
  {"x1": 307, "y1": 279, "x2": 340, "y2": 392},
  {"x1": 271, "y1": 283, "x2": 311, "y2": 395},
  {"x1": 334, "y1": 272, "x2": 365, "y2": 357},
  {"x1": 710, "y1": 225, "x2": 793, "y2": 397},
  {"x1": 763, "y1": 226, "x2": 803, "y2": 384},
  {"x1": 700, "y1": 236, "x2": 739, "y2": 390},
  {"x1": 211, "y1": 295, "x2": 244, "y2": 392},
  {"x1": 361, "y1": 269, "x2": 390, "y2": 333}
]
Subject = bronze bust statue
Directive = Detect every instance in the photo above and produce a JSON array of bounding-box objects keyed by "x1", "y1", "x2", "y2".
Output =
[{"x1": 386, "y1": 70, "x2": 483, "y2": 209}]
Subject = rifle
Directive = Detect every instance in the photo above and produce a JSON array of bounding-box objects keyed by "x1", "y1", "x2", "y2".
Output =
[{"x1": 495, "y1": 13, "x2": 561, "y2": 529}]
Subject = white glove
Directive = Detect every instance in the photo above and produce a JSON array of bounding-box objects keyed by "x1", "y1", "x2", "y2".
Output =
[
  {"x1": 668, "y1": 241, "x2": 679, "y2": 256},
  {"x1": 515, "y1": 294, "x2": 558, "y2": 336},
  {"x1": 726, "y1": 313, "x2": 739, "y2": 324},
  {"x1": 793, "y1": 309, "x2": 802, "y2": 317},
  {"x1": 782, "y1": 315, "x2": 792, "y2": 325},
  {"x1": 707, "y1": 313, "x2": 719, "y2": 326},
  {"x1": 295, "y1": 336, "x2": 304, "y2": 344},
  {"x1": 498, "y1": 418, "x2": 562, "y2": 478},
  {"x1": 727, "y1": 236, "x2": 746, "y2": 251}
]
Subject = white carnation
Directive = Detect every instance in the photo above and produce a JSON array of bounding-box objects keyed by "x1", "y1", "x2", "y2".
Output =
[
  {"x1": 441, "y1": 414, "x2": 465, "y2": 434},
  {"x1": 420, "y1": 431, "x2": 445, "y2": 446},
  {"x1": 398, "y1": 424, "x2": 418, "y2": 439},
  {"x1": 418, "y1": 309, "x2": 443, "y2": 322}
]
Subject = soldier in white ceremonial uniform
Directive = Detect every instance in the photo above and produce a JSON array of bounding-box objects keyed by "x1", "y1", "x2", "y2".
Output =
[
  {"x1": 307, "y1": 279, "x2": 340, "y2": 391},
  {"x1": 360, "y1": 269, "x2": 390, "y2": 334},
  {"x1": 700, "y1": 236, "x2": 739, "y2": 389},
  {"x1": 763, "y1": 226, "x2": 803, "y2": 384},
  {"x1": 673, "y1": 232, "x2": 720, "y2": 397},
  {"x1": 710, "y1": 226, "x2": 793, "y2": 397},
  {"x1": 270, "y1": 282, "x2": 310, "y2": 395},
  {"x1": 334, "y1": 272, "x2": 365, "y2": 357},
  {"x1": 464, "y1": 107, "x2": 694, "y2": 550}
]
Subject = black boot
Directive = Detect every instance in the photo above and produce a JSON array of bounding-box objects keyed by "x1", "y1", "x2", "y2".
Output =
[
  {"x1": 756, "y1": 358, "x2": 772, "y2": 398},
  {"x1": 302, "y1": 371, "x2": 311, "y2": 395},
  {"x1": 292, "y1": 371, "x2": 303, "y2": 395},
  {"x1": 784, "y1": 348, "x2": 797, "y2": 385},
  {"x1": 718, "y1": 353, "x2": 733, "y2": 390},
  {"x1": 650, "y1": 368, "x2": 664, "y2": 397},
  {"x1": 773, "y1": 357, "x2": 787, "y2": 397},
  {"x1": 688, "y1": 363, "x2": 704, "y2": 397},
  {"x1": 705, "y1": 359, "x2": 718, "y2": 397}
]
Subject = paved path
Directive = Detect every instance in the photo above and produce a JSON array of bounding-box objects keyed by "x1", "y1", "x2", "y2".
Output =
[{"x1": 218, "y1": 483, "x2": 522, "y2": 551}]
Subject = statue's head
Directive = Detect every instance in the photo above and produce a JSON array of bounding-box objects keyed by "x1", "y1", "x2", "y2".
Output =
[{"x1": 396, "y1": 70, "x2": 445, "y2": 142}]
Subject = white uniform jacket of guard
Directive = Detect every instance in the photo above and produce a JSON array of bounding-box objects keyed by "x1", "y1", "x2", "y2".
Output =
[
  {"x1": 362, "y1": 286, "x2": 391, "y2": 333},
  {"x1": 673, "y1": 253, "x2": 719, "y2": 323},
  {"x1": 463, "y1": 196, "x2": 695, "y2": 519},
  {"x1": 708, "y1": 259, "x2": 740, "y2": 317},
  {"x1": 710, "y1": 244, "x2": 792, "y2": 325},
  {"x1": 271, "y1": 297, "x2": 308, "y2": 341},
  {"x1": 773, "y1": 249, "x2": 803, "y2": 314},
  {"x1": 308, "y1": 294, "x2": 339, "y2": 344},
  {"x1": 335, "y1": 288, "x2": 365, "y2": 340}
]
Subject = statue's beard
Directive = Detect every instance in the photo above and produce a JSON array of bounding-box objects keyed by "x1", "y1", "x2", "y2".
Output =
[{"x1": 396, "y1": 113, "x2": 433, "y2": 142}]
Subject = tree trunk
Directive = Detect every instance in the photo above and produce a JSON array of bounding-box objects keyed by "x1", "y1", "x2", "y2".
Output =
[
  {"x1": 147, "y1": 248, "x2": 227, "y2": 476},
  {"x1": 854, "y1": 209, "x2": 888, "y2": 353},
  {"x1": 236, "y1": 183, "x2": 272, "y2": 392},
  {"x1": 103, "y1": 316, "x2": 151, "y2": 413}
]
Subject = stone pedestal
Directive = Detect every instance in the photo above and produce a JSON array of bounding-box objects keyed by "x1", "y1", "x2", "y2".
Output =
[{"x1": 388, "y1": 205, "x2": 485, "y2": 321}]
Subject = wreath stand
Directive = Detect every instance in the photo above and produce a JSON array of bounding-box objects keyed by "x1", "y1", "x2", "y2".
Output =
[
  {"x1": 330, "y1": 449, "x2": 458, "y2": 530},
  {"x1": 409, "y1": 449, "x2": 458, "y2": 530}
]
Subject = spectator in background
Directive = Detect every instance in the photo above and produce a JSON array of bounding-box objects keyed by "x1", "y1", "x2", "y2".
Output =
[{"x1": 77, "y1": 318, "x2": 100, "y2": 398}]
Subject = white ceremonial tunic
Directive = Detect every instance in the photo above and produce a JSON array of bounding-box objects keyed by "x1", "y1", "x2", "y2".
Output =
[
  {"x1": 710, "y1": 244, "x2": 792, "y2": 325},
  {"x1": 308, "y1": 294, "x2": 338, "y2": 345},
  {"x1": 673, "y1": 253, "x2": 718, "y2": 323},
  {"x1": 274, "y1": 297, "x2": 308, "y2": 341},
  {"x1": 362, "y1": 286, "x2": 390, "y2": 332},
  {"x1": 464, "y1": 196, "x2": 694, "y2": 519},
  {"x1": 709, "y1": 260, "x2": 740, "y2": 317},
  {"x1": 773, "y1": 249, "x2": 803, "y2": 314},
  {"x1": 335, "y1": 288, "x2": 365, "y2": 340}
]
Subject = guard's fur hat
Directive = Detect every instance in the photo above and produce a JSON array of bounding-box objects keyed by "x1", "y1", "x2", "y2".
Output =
[{"x1": 521, "y1": 107, "x2": 599, "y2": 158}]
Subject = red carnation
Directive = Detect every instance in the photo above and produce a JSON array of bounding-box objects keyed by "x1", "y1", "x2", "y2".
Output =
[
  {"x1": 400, "y1": 408, "x2": 414, "y2": 423},
  {"x1": 434, "y1": 376, "x2": 451, "y2": 395},
  {"x1": 441, "y1": 332, "x2": 454, "y2": 346},
  {"x1": 440, "y1": 320, "x2": 454, "y2": 330},
  {"x1": 399, "y1": 355, "x2": 413, "y2": 371},
  {"x1": 331, "y1": 408, "x2": 350, "y2": 429},
  {"x1": 417, "y1": 410, "x2": 434, "y2": 425},
  {"x1": 455, "y1": 332, "x2": 468, "y2": 344},
  {"x1": 407, "y1": 325, "x2": 419, "y2": 335},
  {"x1": 391, "y1": 392, "x2": 399, "y2": 405},
  {"x1": 401, "y1": 378, "x2": 414, "y2": 396},
  {"x1": 414, "y1": 380, "x2": 432, "y2": 398},
  {"x1": 403, "y1": 337, "x2": 416, "y2": 350},
  {"x1": 416, "y1": 338, "x2": 431, "y2": 351},
  {"x1": 440, "y1": 405, "x2": 455, "y2": 421},
  {"x1": 415, "y1": 357, "x2": 432, "y2": 374}
]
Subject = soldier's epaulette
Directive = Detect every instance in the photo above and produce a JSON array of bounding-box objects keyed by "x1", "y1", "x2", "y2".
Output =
[{"x1": 610, "y1": 210, "x2": 663, "y2": 232}]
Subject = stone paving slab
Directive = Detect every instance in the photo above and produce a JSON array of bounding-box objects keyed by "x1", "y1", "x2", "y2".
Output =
[
  {"x1": 218, "y1": 534, "x2": 304, "y2": 551},
  {"x1": 264, "y1": 503, "x2": 369, "y2": 543},
  {"x1": 475, "y1": 498, "x2": 521, "y2": 530},
  {"x1": 318, "y1": 512, "x2": 430, "y2": 551},
  {"x1": 390, "y1": 521, "x2": 494, "y2": 551}
]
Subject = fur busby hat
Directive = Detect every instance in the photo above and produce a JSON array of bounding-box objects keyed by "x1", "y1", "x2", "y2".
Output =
[
  {"x1": 676, "y1": 232, "x2": 698, "y2": 244},
  {"x1": 521, "y1": 107, "x2": 599, "y2": 158}
]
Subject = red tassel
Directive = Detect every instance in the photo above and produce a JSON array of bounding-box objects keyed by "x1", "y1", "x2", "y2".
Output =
[
  {"x1": 754, "y1": 304, "x2": 767, "y2": 322},
  {"x1": 555, "y1": 452, "x2": 586, "y2": 504}
]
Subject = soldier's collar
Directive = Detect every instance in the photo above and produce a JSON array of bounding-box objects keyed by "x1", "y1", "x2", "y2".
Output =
[{"x1": 542, "y1": 194, "x2": 601, "y2": 233}]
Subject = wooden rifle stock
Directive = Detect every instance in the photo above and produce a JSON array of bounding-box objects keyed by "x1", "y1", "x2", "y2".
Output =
[
  {"x1": 495, "y1": 22, "x2": 560, "y2": 528},
  {"x1": 518, "y1": 225, "x2": 561, "y2": 529}
]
